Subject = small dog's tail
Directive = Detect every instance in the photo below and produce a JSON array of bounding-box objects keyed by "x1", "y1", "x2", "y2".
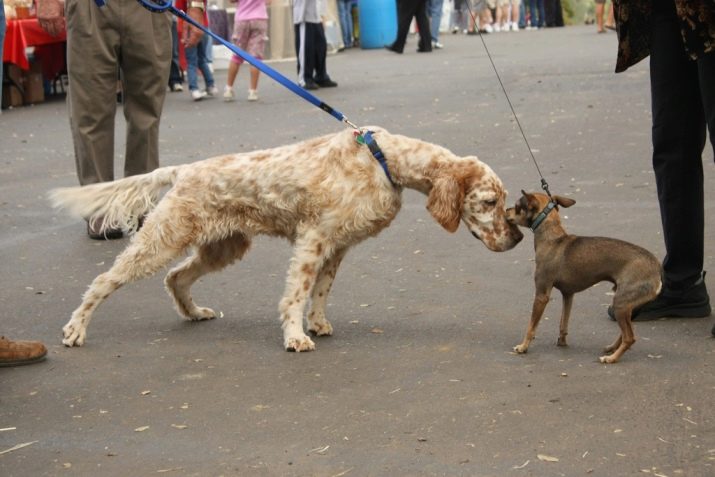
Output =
[{"x1": 49, "y1": 166, "x2": 182, "y2": 234}]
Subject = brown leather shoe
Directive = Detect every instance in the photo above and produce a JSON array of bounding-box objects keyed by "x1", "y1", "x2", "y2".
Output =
[
  {"x1": 87, "y1": 216, "x2": 123, "y2": 240},
  {"x1": 0, "y1": 336, "x2": 48, "y2": 367}
]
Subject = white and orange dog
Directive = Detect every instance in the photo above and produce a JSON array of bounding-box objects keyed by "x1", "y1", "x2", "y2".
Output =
[{"x1": 51, "y1": 127, "x2": 523, "y2": 351}]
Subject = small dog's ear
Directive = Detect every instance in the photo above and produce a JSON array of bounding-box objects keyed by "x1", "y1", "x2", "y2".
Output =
[
  {"x1": 427, "y1": 176, "x2": 464, "y2": 233},
  {"x1": 554, "y1": 195, "x2": 576, "y2": 208}
]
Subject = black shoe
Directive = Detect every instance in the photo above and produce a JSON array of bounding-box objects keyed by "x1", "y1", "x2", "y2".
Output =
[
  {"x1": 417, "y1": 48, "x2": 432, "y2": 53},
  {"x1": 712, "y1": 321, "x2": 715, "y2": 337},
  {"x1": 385, "y1": 45, "x2": 402, "y2": 54},
  {"x1": 303, "y1": 80, "x2": 320, "y2": 90},
  {"x1": 608, "y1": 274, "x2": 711, "y2": 321},
  {"x1": 316, "y1": 79, "x2": 338, "y2": 88},
  {"x1": 87, "y1": 217, "x2": 123, "y2": 240}
]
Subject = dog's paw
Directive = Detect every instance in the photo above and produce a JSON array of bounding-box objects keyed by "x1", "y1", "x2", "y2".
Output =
[
  {"x1": 308, "y1": 319, "x2": 333, "y2": 337},
  {"x1": 188, "y1": 306, "x2": 217, "y2": 321},
  {"x1": 285, "y1": 335, "x2": 316, "y2": 352},
  {"x1": 557, "y1": 337, "x2": 568, "y2": 347},
  {"x1": 599, "y1": 354, "x2": 618, "y2": 364},
  {"x1": 513, "y1": 344, "x2": 529, "y2": 354},
  {"x1": 62, "y1": 322, "x2": 86, "y2": 347}
]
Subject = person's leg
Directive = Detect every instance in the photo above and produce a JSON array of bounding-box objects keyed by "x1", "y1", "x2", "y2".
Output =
[
  {"x1": 595, "y1": 0, "x2": 604, "y2": 32},
  {"x1": 226, "y1": 58, "x2": 241, "y2": 89},
  {"x1": 428, "y1": 0, "x2": 444, "y2": 43},
  {"x1": 67, "y1": 0, "x2": 121, "y2": 184},
  {"x1": 120, "y1": 4, "x2": 171, "y2": 178},
  {"x1": 185, "y1": 45, "x2": 200, "y2": 91},
  {"x1": 651, "y1": 4, "x2": 706, "y2": 290},
  {"x1": 169, "y1": 18, "x2": 183, "y2": 88},
  {"x1": 537, "y1": 0, "x2": 545, "y2": 27},
  {"x1": 338, "y1": 0, "x2": 353, "y2": 47},
  {"x1": 416, "y1": 0, "x2": 433, "y2": 50},
  {"x1": 390, "y1": 0, "x2": 418, "y2": 52},
  {"x1": 313, "y1": 22, "x2": 336, "y2": 85},
  {"x1": 196, "y1": 34, "x2": 215, "y2": 91}
]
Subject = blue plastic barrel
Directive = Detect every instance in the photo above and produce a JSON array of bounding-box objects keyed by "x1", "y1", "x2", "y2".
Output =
[{"x1": 358, "y1": 0, "x2": 398, "y2": 49}]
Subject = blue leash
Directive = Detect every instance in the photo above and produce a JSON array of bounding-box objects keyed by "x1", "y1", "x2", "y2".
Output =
[{"x1": 96, "y1": 0, "x2": 396, "y2": 186}]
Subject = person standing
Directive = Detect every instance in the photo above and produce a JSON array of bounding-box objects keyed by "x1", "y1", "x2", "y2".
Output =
[
  {"x1": 177, "y1": 0, "x2": 218, "y2": 100},
  {"x1": 611, "y1": 0, "x2": 715, "y2": 337},
  {"x1": 293, "y1": 0, "x2": 338, "y2": 90},
  {"x1": 337, "y1": 0, "x2": 355, "y2": 49},
  {"x1": 223, "y1": 0, "x2": 269, "y2": 102},
  {"x1": 386, "y1": 0, "x2": 432, "y2": 54},
  {"x1": 36, "y1": 0, "x2": 204, "y2": 239}
]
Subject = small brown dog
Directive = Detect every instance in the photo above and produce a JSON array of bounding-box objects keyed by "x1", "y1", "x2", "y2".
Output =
[{"x1": 506, "y1": 191, "x2": 662, "y2": 363}]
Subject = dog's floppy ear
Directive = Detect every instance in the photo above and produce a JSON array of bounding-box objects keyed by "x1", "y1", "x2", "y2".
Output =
[
  {"x1": 554, "y1": 195, "x2": 575, "y2": 208},
  {"x1": 427, "y1": 176, "x2": 464, "y2": 233}
]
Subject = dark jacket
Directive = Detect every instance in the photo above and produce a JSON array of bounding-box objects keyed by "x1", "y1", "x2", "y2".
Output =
[{"x1": 614, "y1": 0, "x2": 715, "y2": 73}]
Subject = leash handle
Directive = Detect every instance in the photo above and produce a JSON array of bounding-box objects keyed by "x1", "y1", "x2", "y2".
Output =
[{"x1": 131, "y1": 0, "x2": 354, "y2": 127}]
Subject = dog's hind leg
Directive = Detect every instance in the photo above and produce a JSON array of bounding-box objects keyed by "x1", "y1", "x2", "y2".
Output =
[
  {"x1": 557, "y1": 293, "x2": 574, "y2": 347},
  {"x1": 165, "y1": 233, "x2": 251, "y2": 320},
  {"x1": 62, "y1": 217, "x2": 193, "y2": 347},
  {"x1": 599, "y1": 305, "x2": 635, "y2": 364},
  {"x1": 307, "y1": 247, "x2": 347, "y2": 337}
]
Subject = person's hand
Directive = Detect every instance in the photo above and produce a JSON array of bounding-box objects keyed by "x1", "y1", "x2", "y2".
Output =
[
  {"x1": 182, "y1": 7, "x2": 205, "y2": 48},
  {"x1": 36, "y1": 0, "x2": 66, "y2": 37}
]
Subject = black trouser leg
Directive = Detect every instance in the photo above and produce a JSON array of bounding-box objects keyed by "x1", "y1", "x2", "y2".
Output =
[
  {"x1": 650, "y1": 3, "x2": 708, "y2": 289},
  {"x1": 392, "y1": 0, "x2": 418, "y2": 52},
  {"x1": 415, "y1": 0, "x2": 432, "y2": 51}
]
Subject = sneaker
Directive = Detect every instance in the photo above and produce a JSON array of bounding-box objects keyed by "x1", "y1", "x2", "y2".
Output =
[
  {"x1": 247, "y1": 89, "x2": 259, "y2": 101},
  {"x1": 223, "y1": 85, "x2": 235, "y2": 102},
  {"x1": 0, "y1": 336, "x2": 47, "y2": 367},
  {"x1": 512, "y1": 23, "x2": 520, "y2": 32},
  {"x1": 452, "y1": 26, "x2": 459, "y2": 34},
  {"x1": 206, "y1": 85, "x2": 219, "y2": 97},
  {"x1": 493, "y1": 24, "x2": 501, "y2": 32},
  {"x1": 170, "y1": 83, "x2": 184, "y2": 92},
  {"x1": 608, "y1": 273, "x2": 711, "y2": 321},
  {"x1": 191, "y1": 89, "x2": 206, "y2": 101},
  {"x1": 432, "y1": 41, "x2": 444, "y2": 49},
  {"x1": 483, "y1": 24, "x2": 493, "y2": 33}
]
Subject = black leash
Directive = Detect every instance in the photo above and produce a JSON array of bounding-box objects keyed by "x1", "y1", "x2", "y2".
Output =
[{"x1": 463, "y1": 2, "x2": 553, "y2": 199}]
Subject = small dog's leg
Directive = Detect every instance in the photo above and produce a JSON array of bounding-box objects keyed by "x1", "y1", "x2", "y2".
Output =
[
  {"x1": 514, "y1": 289, "x2": 551, "y2": 354},
  {"x1": 604, "y1": 335, "x2": 622, "y2": 354},
  {"x1": 165, "y1": 233, "x2": 251, "y2": 320},
  {"x1": 63, "y1": 220, "x2": 190, "y2": 346},
  {"x1": 307, "y1": 248, "x2": 347, "y2": 337},
  {"x1": 280, "y1": 233, "x2": 332, "y2": 352},
  {"x1": 599, "y1": 305, "x2": 636, "y2": 364},
  {"x1": 557, "y1": 293, "x2": 573, "y2": 347}
]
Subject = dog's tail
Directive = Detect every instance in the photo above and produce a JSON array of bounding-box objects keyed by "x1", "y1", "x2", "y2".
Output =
[{"x1": 49, "y1": 166, "x2": 182, "y2": 234}]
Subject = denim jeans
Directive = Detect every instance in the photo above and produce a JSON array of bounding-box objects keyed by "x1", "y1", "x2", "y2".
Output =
[
  {"x1": 529, "y1": 0, "x2": 545, "y2": 28},
  {"x1": 185, "y1": 33, "x2": 214, "y2": 91},
  {"x1": 427, "y1": 0, "x2": 444, "y2": 42},
  {"x1": 337, "y1": 0, "x2": 354, "y2": 47}
]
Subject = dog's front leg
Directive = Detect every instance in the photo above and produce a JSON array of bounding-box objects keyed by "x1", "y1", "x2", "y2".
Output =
[
  {"x1": 307, "y1": 247, "x2": 347, "y2": 337},
  {"x1": 280, "y1": 233, "x2": 331, "y2": 352},
  {"x1": 513, "y1": 286, "x2": 552, "y2": 354}
]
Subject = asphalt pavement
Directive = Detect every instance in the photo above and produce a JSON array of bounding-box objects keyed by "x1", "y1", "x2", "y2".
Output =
[{"x1": 1, "y1": 25, "x2": 714, "y2": 477}]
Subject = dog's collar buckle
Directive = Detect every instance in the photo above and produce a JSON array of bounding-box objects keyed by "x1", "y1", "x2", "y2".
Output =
[
  {"x1": 355, "y1": 130, "x2": 397, "y2": 187},
  {"x1": 529, "y1": 201, "x2": 556, "y2": 232}
]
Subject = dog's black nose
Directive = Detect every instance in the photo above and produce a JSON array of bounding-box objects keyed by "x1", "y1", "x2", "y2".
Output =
[{"x1": 471, "y1": 231, "x2": 480, "y2": 240}]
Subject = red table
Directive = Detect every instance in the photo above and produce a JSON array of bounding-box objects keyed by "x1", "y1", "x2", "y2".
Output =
[{"x1": 3, "y1": 18, "x2": 67, "y2": 80}]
